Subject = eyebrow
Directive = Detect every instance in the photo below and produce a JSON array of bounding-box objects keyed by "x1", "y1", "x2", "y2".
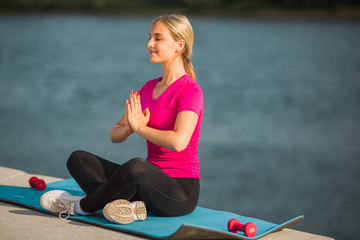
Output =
[{"x1": 149, "y1": 33, "x2": 164, "y2": 37}]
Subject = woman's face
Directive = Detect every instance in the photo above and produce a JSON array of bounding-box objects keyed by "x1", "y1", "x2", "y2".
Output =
[{"x1": 147, "y1": 21, "x2": 182, "y2": 64}]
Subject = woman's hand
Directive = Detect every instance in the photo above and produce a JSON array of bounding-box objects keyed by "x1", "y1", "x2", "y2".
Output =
[
  {"x1": 109, "y1": 98, "x2": 134, "y2": 143},
  {"x1": 123, "y1": 92, "x2": 134, "y2": 134},
  {"x1": 127, "y1": 91, "x2": 150, "y2": 133}
]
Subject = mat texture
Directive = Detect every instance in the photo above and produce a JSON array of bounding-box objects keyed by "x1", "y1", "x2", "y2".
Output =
[{"x1": 0, "y1": 178, "x2": 304, "y2": 239}]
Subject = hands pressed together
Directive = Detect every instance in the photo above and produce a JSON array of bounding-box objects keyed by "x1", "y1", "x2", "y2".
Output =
[{"x1": 125, "y1": 91, "x2": 150, "y2": 134}]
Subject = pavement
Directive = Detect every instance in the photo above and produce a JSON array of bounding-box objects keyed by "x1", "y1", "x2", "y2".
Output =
[{"x1": 0, "y1": 166, "x2": 334, "y2": 240}]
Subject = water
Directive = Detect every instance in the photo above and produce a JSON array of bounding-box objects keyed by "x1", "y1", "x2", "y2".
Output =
[{"x1": 1, "y1": 15, "x2": 359, "y2": 240}]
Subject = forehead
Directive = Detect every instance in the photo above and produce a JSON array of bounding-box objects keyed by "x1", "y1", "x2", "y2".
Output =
[{"x1": 150, "y1": 21, "x2": 171, "y2": 36}]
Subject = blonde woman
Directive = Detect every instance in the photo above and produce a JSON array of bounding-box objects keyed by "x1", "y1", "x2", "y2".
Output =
[{"x1": 40, "y1": 14, "x2": 203, "y2": 224}]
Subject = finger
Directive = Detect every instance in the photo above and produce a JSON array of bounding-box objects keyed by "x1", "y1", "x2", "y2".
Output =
[
  {"x1": 144, "y1": 107, "x2": 150, "y2": 123},
  {"x1": 133, "y1": 94, "x2": 140, "y2": 111},
  {"x1": 131, "y1": 90, "x2": 137, "y2": 101},
  {"x1": 130, "y1": 94, "x2": 136, "y2": 111},
  {"x1": 126, "y1": 99, "x2": 131, "y2": 112},
  {"x1": 126, "y1": 99, "x2": 131, "y2": 115},
  {"x1": 131, "y1": 96, "x2": 136, "y2": 110},
  {"x1": 128, "y1": 93, "x2": 133, "y2": 108},
  {"x1": 136, "y1": 94, "x2": 142, "y2": 111},
  {"x1": 144, "y1": 107, "x2": 150, "y2": 118},
  {"x1": 133, "y1": 92, "x2": 138, "y2": 104},
  {"x1": 136, "y1": 93, "x2": 141, "y2": 104}
]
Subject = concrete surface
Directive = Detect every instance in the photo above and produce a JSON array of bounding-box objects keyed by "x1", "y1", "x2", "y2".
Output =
[{"x1": 0, "y1": 166, "x2": 334, "y2": 239}]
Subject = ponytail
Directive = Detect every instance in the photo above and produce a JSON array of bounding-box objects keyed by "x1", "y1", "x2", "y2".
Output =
[{"x1": 182, "y1": 56, "x2": 196, "y2": 81}]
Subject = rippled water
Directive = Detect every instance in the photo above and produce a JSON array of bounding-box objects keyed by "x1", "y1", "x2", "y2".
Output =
[{"x1": 0, "y1": 15, "x2": 359, "y2": 240}]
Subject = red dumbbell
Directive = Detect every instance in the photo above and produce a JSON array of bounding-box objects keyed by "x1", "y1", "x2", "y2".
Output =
[
  {"x1": 29, "y1": 176, "x2": 38, "y2": 188},
  {"x1": 29, "y1": 176, "x2": 46, "y2": 191},
  {"x1": 228, "y1": 218, "x2": 257, "y2": 237}
]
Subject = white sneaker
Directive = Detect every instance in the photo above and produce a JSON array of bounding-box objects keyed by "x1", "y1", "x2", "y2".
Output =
[
  {"x1": 40, "y1": 190, "x2": 84, "y2": 219},
  {"x1": 103, "y1": 199, "x2": 147, "y2": 224}
]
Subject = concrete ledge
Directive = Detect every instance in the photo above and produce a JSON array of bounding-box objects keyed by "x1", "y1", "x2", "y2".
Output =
[
  {"x1": 0, "y1": 166, "x2": 63, "y2": 187},
  {"x1": 0, "y1": 166, "x2": 333, "y2": 240}
]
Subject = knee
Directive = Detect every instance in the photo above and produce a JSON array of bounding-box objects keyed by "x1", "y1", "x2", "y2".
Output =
[
  {"x1": 121, "y1": 158, "x2": 149, "y2": 180},
  {"x1": 126, "y1": 157, "x2": 148, "y2": 171},
  {"x1": 66, "y1": 150, "x2": 88, "y2": 169}
]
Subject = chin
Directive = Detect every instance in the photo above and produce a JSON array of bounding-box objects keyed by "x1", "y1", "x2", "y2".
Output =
[{"x1": 149, "y1": 58, "x2": 161, "y2": 63}]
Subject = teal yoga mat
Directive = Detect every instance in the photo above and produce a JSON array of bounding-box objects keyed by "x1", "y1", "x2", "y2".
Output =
[{"x1": 0, "y1": 178, "x2": 304, "y2": 239}]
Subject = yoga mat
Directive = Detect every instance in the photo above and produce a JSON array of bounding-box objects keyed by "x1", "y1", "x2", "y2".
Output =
[{"x1": 0, "y1": 178, "x2": 304, "y2": 239}]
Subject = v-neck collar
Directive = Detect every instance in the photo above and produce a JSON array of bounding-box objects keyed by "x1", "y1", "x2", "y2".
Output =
[{"x1": 152, "y1": 74, "x2": 187, "y2": 101}]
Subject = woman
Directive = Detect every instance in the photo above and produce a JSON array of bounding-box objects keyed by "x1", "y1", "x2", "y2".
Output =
[{"x1": 40, "y1": 14, "x2": 204, "y2": 224}]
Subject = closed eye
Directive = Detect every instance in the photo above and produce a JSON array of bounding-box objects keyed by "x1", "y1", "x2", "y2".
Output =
[{"x1": 149, "y1": 33, "x2": 164, "y2": 41}]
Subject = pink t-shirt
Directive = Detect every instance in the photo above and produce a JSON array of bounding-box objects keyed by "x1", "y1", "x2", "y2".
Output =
[{"x1": 138, "y1": 74, "x2": 203, "y2": 178}]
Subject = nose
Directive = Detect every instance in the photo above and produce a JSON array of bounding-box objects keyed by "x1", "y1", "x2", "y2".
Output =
[{"x1": 147, "y1": 37, "x2": 154, "y2": 49}]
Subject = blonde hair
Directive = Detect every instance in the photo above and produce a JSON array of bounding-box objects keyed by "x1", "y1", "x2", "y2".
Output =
[{"x1": 152, "y1": 14, "x2": 196, "y2": 81}]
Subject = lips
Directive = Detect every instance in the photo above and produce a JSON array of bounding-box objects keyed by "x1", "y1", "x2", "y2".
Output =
[{"x1": 149, "y1": 50, "x2": 157, "y2": 55}]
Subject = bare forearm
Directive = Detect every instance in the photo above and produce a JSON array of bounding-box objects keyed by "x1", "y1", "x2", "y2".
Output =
[
  {"x1": 135, "y1": 126, "x2": 187, "y2": 152},
  {"x1": 110, "y1": 125, "x2": 133, "y2": 143}
]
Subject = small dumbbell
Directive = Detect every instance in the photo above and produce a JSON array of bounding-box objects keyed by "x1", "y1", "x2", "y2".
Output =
[
  {"x1": 228, "y1": 218, "x2": 257, "y2": 237},
  {"x1": 29, "y1": 176, "x2": 46, "y2": 191}
]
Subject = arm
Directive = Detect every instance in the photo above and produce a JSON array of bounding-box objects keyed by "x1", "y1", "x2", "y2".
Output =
[
  {"x1": 109, "y1": 114, "x2": 134, "y2": 143},
  {"x1": 127, "y1": 93, "x2": 198, "y2": 152}
]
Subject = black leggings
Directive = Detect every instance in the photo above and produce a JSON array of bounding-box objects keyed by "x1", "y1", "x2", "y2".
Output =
[{"x1": 66, "y1": 150, "x2": 199, "y2": 217}]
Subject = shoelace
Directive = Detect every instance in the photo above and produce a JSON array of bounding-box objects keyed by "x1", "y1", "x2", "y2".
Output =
[{"x1": 52, "y1": 198, "x2": 74, "y2": 220}]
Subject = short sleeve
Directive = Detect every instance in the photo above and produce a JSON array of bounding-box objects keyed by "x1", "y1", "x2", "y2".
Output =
[{"x1": 177, "y1": 83, "x2": 203, "y2": 116}]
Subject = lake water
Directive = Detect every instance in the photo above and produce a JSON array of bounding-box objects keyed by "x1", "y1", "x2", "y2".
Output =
[{"x1": 0, "y1": 15, "x2": 359, "y2": 240}]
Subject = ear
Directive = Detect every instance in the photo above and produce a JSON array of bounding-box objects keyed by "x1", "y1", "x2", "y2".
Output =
[{"x1": 176, "y1": 40, "x2": 185, "y2": 52}]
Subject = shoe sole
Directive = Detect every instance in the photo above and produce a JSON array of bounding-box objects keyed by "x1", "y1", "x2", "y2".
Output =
[
  {"x1": 103, "y1": 199, "x2": 146, "y2": 224},
  {"x1": 132, "y1": 201, "x2": 147, "y2": 221}
]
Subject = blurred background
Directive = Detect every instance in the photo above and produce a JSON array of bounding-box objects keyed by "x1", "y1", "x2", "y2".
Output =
[
  {"x1": 0, "y1": 1, "x2": 359, "y2": 240},
  {"x1": 1, "y1": 0, "x2": 360, "y2": 18}
]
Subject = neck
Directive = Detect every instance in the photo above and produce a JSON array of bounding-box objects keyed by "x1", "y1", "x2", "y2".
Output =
[{"x1": 161, "y1": 56, "x2": 186, "y2": 85}]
